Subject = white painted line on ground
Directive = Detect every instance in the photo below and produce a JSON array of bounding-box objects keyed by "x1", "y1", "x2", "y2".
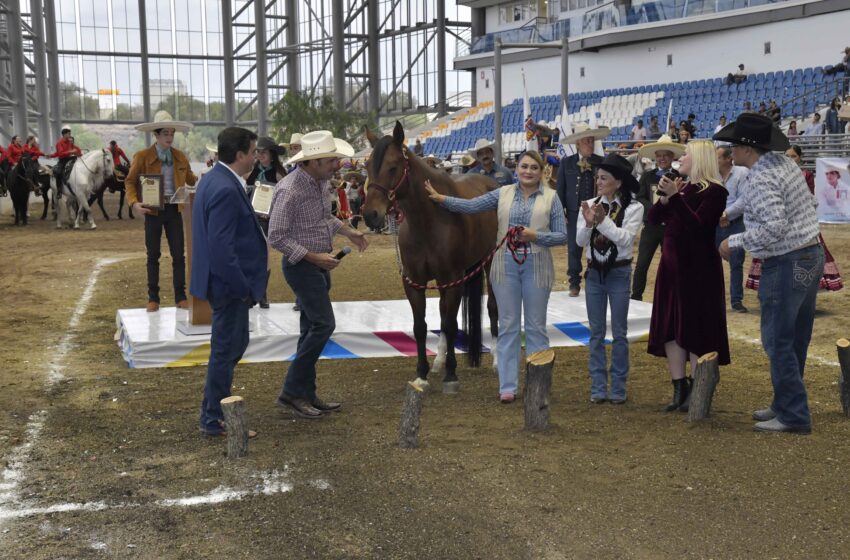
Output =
[
  {"x1": 0, "y1": 258, "x2": 126, "y2": 526},
  {"x1": 730, "y1": 333, "x2": 840, "y2": 368}
]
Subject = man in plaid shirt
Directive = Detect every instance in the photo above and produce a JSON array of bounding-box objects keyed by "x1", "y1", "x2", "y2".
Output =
[
  {"x1": 268, "y1": 130, "x2": 368, "y2": 419},
  {"x1": 716, "y1": 113, "x2": 823, "y2": 435}
]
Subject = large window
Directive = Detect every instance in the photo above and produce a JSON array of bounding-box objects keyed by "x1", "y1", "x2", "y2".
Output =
[{"x1": 500, "y1": 1, "x2": 538, "y2": 24}]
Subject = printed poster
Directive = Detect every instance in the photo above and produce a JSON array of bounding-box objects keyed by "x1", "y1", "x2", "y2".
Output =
[{"x1": 815, "y1": 157, "x2": 850, "y2": 224}]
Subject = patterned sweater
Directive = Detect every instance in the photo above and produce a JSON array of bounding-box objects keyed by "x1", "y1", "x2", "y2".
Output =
[{"x1": 727, "y1": 152, "x2": 819, "y2": 259}]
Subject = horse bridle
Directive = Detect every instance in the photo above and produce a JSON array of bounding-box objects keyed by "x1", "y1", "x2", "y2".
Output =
[{"x1": 367, "y1": 146, "x2": 410, "y2": 204}]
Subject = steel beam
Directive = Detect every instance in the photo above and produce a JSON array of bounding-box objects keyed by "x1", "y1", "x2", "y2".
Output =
[
  {"x1": 254, "y1": 0, "x2": 269, "y2": 135},
  {"x1": 561, "y1": 36, "x2": 569, "y2": 115},
  {"x1": 7, "y1": 1, "x2": 29, "y2": 137},
  {"x1": 222, "y1": 0, "x2": 236, "y2": 126},
  {"x1": 494, "y1": 39, "x2": 502, "y2": 164},
  {"x1": 138, "y1": 0, "x2": 152, "y2": 145},
  {"x1": 285, "y1": 0, "x2": 299, "y2": 91},
  {"x1": 332, "y1": 0, "x2": 345, "y2": 109},
  {"x1": 29, "y1": 0, "x2": 51, "y2": 143},
  {"x1": 43, "y1": 0, "x2": 60, "y2": 142},
  {"x1": 367, "y1": 0, "x2": 379, "y2": 114},
  {"x1": 436, "y1": 1, "x2": 446, "y2": 117}
]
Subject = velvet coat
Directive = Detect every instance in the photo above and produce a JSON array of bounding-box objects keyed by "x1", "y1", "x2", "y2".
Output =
[{"x1": 646, "y1": 182, "x2": 731, "y2": 364}]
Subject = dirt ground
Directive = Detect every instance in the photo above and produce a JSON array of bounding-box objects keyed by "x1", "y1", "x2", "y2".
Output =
[{"x1": 1, "y1": 195, "x2": 850, "y2": 559}]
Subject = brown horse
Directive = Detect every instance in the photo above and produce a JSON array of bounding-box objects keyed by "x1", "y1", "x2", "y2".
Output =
[{"x1": 363, "y1": 122, "x2": 499, "y2": 392}]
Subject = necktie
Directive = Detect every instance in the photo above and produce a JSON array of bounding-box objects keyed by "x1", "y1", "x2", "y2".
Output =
[
  {"x1": 578, "y1": 158, "x2": 592, "y2": 173},
  {"x1": 157, "y1": 148, "x2": 172, "y2": 167}
]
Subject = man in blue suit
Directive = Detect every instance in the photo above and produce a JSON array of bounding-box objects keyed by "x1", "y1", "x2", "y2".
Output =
[{"x1": 191, "y1": 127, "x2": 267, "y2": 437}]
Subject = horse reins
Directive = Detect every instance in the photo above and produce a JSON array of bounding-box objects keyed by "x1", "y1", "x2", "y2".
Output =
[{"x1": 367, "y1": 147, "x2": 410, "y2": 222}]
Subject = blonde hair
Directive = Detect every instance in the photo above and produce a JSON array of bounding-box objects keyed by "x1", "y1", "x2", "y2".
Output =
[{"x1": 685, "y1": 140, "x2": 722, "y2": 190}]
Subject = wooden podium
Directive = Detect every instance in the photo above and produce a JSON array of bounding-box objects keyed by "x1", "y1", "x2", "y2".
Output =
[{"x1": 179, "y1": 189, "x2": 212, "y2": 326}]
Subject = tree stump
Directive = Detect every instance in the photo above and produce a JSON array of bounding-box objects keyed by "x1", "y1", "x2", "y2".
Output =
[
  {"x1": 524, "y1": 349, "x2": 555, "y2": 431},
  {"x1": 221, "y1": 396, "x2": 249, "y2": 458},
  {"x1": 399, "y1": 379, "x2": 428, "y2": 448},
  {"x1": 687, "y1": 352, "x2": 720, "y2": 422},
  {"x1": 837, "y1": 338, "x2": 850, "y2": 417}
]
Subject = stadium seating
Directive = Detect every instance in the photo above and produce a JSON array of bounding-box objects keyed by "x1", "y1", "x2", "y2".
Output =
[{"x1": 418, "y1": 66, "x2": 846, "y2": 159}]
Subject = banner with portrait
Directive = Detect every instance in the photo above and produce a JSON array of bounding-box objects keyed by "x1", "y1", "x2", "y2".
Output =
[{"x1": 815, "y1": 157, "x2": 850, "y2": 224}]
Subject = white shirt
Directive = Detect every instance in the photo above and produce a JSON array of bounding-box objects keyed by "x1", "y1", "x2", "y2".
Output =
[
  {"x1": 218, "y1": 161, "x2": 248, "y2": 192},
  {"x1": 630, "y1": 126, "x2": 647, "y2": 141},
  {"x1": 576, "y1": 194, "x2": 644, "y2": 262},
  {"x1": 803, "y1": 122, "x2": 823, "y2": 136},
  {"x1": 721, "y1": 165, "x2": 750, "y2": 220}
]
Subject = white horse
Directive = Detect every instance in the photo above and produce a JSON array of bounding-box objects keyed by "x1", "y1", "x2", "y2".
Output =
[{"x1": 66, "y1": 149, "x2": 114, "y2": 230}]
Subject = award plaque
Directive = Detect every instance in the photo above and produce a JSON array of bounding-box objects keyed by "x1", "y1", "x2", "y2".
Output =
[
  {"x1": 251, "y1": 181, "x2": 275, "y2": 216},
  {"x1": 139, "y1": 174, "x2": 164, "y2": 209}
]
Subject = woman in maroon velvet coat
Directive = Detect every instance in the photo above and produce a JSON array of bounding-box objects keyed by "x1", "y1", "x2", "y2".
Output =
[{"x1": 647, "y1": 139, "x2": 731, "y2": 412}]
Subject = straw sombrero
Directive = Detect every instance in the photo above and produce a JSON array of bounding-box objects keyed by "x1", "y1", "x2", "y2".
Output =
[
  {"x1": 560, "y1": 123, "x2": 610, "y2": 144},
  {"x1": 205, "y1": 144, "x2": 217, "y2": 153},
  {"x1": 638, "y1": 134, "x2": 686, "y2": 158},
  {"x1": 468, "y1": 139, "x2": 496, "y2": 156},
  {"x1": 458, "y1": 154, "x2": 476, "y2": 166},
  {"x1": 135, "y1": 110, "x2": 193, "y2": 133},
  {"x1": 285, "y1": 130, "x2": 354, "y2": 165}
]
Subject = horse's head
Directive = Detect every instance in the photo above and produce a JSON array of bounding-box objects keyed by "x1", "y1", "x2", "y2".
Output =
[
  {"x1": 101, "y1": 149, "x2": 115, "y2": 178},
  {"x1": 362, "y1": 121, "x2": 409, "y2": 230},
  {"x1": 20, "y1": 154, "x2": 40, "y2": 183}
]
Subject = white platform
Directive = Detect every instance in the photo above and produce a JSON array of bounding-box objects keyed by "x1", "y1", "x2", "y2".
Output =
[{"x1": 115, "y1": 293, "x2": 653, "y2": 369}]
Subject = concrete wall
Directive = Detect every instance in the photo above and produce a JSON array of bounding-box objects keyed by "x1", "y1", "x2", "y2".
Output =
[{"x1": 474, "y1": 10, "x2": 850, "y2": 102}]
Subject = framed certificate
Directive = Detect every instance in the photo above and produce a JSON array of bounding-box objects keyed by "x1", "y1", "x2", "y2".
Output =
[
  {"x1": 251, "y1": 181, "x2": 275, "y2": 216},
  {"x1": 139, "y1": 174, "x2": 164, "y2": 210}
]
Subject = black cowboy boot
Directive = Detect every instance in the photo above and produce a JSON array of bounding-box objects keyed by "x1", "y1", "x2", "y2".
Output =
[
  {"x1": 663, "y1": 379, "x2": 685, "y2": 412},
  {"x1": 679, "y1": 377, "x2": 693, "y2": 413}
]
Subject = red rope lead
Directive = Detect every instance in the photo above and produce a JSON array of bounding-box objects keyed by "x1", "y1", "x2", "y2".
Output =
[{"x1": 402, "y1": 226, "x2": 528, "y2": 291}]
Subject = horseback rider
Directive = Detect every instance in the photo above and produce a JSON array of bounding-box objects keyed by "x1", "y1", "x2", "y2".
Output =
[
  {"x1": 109, "y1": 140, "x2": 130, "y2": 176},
  {"x1": 49, "y1": 127, "x2": 82, "y2": 199},
  {"x1": 24, "y1": 136, "x2": 46, "y2": 159},
  {"x1": 6, "y1": 135, "x2": 24, "y2": 167}
]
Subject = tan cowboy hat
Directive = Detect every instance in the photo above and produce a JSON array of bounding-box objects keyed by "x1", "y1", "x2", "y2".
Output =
[
  {"x1": 459, "y1": 154, "x2": 475, "y2": 166},
  {"x1": 285, "y1": 130, "x2": 354, "y2": 165},
  {"x1": 134, "y1": 110, "x2": 193, "y2": 133},
  {"x1": 424, "y1": 154, "x2": 442, "y2": 163},
  {"x1": 638, "y1": 134, "x2": 686, "y2": 158},
  {"x1": 560, "y1": 123, "x2": 610, "y2": 144},
  {"x1": 205, "y1": 144, "x2": 217, "y2": 154},
  {"x1": 279, "y1": 132, "x2": 303, "y2": 148},
  {"x1": 468, "y1": 138, "x2": 496, "y2": 156}
]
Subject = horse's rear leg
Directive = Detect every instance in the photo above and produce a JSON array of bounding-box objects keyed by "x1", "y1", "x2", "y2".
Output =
[
  {"x1": 404, "y1": 284, "x2": 430, "y2": 385},
  {"x1": 440, "y1": 287, "x2": 463, "y2": 394}
]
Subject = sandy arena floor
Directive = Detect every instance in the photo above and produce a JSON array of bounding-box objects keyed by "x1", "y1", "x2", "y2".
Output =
[{"x1": 1, "y1": 195, "x2": 849, "y2": 559}]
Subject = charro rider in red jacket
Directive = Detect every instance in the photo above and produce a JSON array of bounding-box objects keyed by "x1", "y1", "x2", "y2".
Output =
[
  {"x1": 6, "y1": 135, "x2": 24, "y2": 167},
  {"x1": 109, "y1": 140, "x2": 131, "y2": 175},
  {"x1": 24, "y1": 135, "x2": 46, "y2": 159},
  {"x1": 49, "y1": 128, "x2": 82, "y2": 198}
]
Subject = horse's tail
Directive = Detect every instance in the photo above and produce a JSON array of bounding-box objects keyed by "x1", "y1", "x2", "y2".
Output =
[{"x1": 461, "y1": 260, "x2": 484, "y2": 368}]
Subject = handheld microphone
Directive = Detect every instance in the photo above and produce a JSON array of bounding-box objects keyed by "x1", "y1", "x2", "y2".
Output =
[{"x1": 334, "y1": 246, "x2": 352, "y2": 260}]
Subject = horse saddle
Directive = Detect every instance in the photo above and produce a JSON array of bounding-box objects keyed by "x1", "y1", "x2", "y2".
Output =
[
  {"x1": 39, "y1": 164, "x2": 52, "y2": 176},
  {"x1": 62, "y1": 157, "x2": 77, "y2": 183}
]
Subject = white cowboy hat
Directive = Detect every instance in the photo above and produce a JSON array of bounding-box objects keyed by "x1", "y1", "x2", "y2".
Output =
[
  {"x1": 205, "y1": 144, "x2": 218, "y2": 154},
  {"x1": 439, "y1": 160, "x2": 454, "y2": 169},
  {"x1": 279, "y1": 132, "x2": 303, "y2": 148},
  {"x1": 638, "y1": 134, "x2": 686, "y2": 158},
  {"x1": 134, "y1": 110, "x2": 193, "y2": 133},
  {"x1": 285, "y1": 130, "x2": 354, "y2": 165},
  {"x1": 560, "y1": 123, "x2": 611, "y2": 144},
  {"x1": 468, "y1": 138, "x2": 496, "y2": 156}
]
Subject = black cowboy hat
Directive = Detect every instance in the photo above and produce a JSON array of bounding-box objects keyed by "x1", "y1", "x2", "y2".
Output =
[
  {"x1": 257, "y1": 136, "x2": 281, "y2": 153},
  {"x1": 594, "y1": 153, "x2": 640, "y2": 193},
  {"x1": 712, "y1": 113, "x2": 790, "y2": 151}
]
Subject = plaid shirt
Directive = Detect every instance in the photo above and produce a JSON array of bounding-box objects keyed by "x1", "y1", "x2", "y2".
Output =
[
  {"x1": 727, "y1": 152, "x2": 819, "y2": 259},
  {"x1": 268, "y1": 166, "x2": 342, "y2": 264}
]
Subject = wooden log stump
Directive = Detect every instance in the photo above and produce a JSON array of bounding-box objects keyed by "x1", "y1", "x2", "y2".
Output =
[
  {"x1": 523, "y1": 349, "x2": 555, "y2": 431},
  {"x1": 399, "y1": 379, "x2": 428, "y2": 448},
  {"x1": 221, "y1": 396, "x2": 249, "y2": 458},
  {"x1": 687, "y1": 352, "x2": 720, "y2": 422},
  {"x1": 837, "y1": 339, "x2": 850, "y2": 417}
]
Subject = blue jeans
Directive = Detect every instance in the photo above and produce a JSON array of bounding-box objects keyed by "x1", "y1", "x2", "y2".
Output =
[
  {"x1": 758, "y1": 244, "x2": 824, "y2": 428},
  {"x1": 489, "y1": 253, "x2": 552, "y2": 394},
  {"x1": 585, "y1": 266, "x2": 631, "y2": 400},
  {"x1": 715, "y1": 217, "x2": 746, "y2": 305},
  {"x1": 200, "y1": 296, "x2": 251, "y2": 432},
  {"x1": 282, "y1": 259, "x2": 335, "y2": 400}
]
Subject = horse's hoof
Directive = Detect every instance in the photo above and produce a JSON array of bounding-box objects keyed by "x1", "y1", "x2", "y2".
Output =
[
  {"x1": 411, "y1": 378, "x2": 430, "y2": 391},
  {"x1": 442, "y1": 381, "x2": 460, "y2": 394},
  {"x1": 90, "y1": 224, "x2": 97, "y2": 230}
]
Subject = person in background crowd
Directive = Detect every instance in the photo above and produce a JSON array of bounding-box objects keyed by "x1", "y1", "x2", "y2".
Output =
[
  {"x1": 576, "y1": 153, "x2": 642, "y2": 404},
  {"x1": 24, "y1": 136, "x2": 45, "y2": 159},
  {"x1": 631, "y1": 134, "x2": 684, "y2": 301},
  {"x1": 666, "y1": 123, "x2": 679, "y2": 141},
  {"x1": 826, "y1": 98, "x2": 843, "y2": 135},
  {"x1": 648, "y1": 115, "x2": 661, "y2": 139},
  {"x1": 630, "y1": 119, "x2": 647, "y2": 142},
  {"x1": 726, "y1": 63, "x2": 747, "y2": 85},
  {"x1": 647, "y1": 140, "x2": 730, "y2": 413},
  {"x1": 757, "y1": 102, "x2": 768, "y2": 116},
  {"x1": 283, "y1": 132, "x2": 302, "y2": 173},
  {"x1": 268, "y1": 130, "x2": 368, "y2": 419},
  {"x1": 714, "y1": 115, "x2": 727, "y2": 135},
  {"x1": 191, "y1": 127, "x2": 265, "y2": 438},
  {"x1": 715, "y1": 146, "x2": 751, "y2": 313},
  {"x1": 766, "y1": 100, "x2": 781, "y2": 124},
  {"x1": 787, "y1": 120, "x2": 799, "y2": 139},
  {"x1": 413, "y1": 139, "x2": 424, "y2": 156},
  {"x1": 683, "y1": 114, "x2": 697, "y2": 137},
  {"x1": 803, "y1": 113, "x2": 824, "y2": 136},
  {"x1": 424, "y1": 150, "x2": 567, "y2": 403},
  {"x1": 466, "y1": 139, "x2": 513, "y2": 186},
  {"x1": 678, "y1": 127, "x2": 691, "y2": 144},
  {"x1": 109, "y1": 140, "x2": 131, "y2": 176},
  {"x1": 716, "y1": 113, "x2": 822, "y2": 434},
  {"x1": 556, "y1": 123, "x2": 610, "y2": 297},
  {"x1": 49, "y1": 127, "x2": 82, "y2": 198},
  {"x1": 742, "y1": 101, "x2": 755, "y2": 113},
  {"x1": 824, "y1": 47, "x2": 850, "y2": 75},
  {"x1": 458, "y1": 154, "x2": 476, "y2": 174},
  {"x1": 6, "y1": 135, "x2": 24, "y2": 167},
  {"x1": 126, "y1": 111, "x2": 198, "y2": 312},
  {"x1": 345, "y1": 172, "x2": 364, "y2": 228},
  {"x1": 246, "y1": 136, "x2": 287, "y2": 309}
]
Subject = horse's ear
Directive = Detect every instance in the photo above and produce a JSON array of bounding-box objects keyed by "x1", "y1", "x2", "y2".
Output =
[
  {"x1": 393, "y1": 121, "x2": 404, "y2": 144},
  {"x1": 365, "y1": 126, "x2": 378, "y2": 147}
]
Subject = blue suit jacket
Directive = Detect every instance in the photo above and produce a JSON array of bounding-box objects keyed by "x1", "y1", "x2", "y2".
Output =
[
  {"x1": 190, "y1": 163, "x2": 268, "y2": 302},
  {"x1": 556, "y1": 152, "x2": 603, "y2": 215}
]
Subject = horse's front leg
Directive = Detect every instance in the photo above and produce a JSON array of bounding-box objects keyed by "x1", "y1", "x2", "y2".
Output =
[
  {"x1": 40, "y1": 188, "x2": 49, "y2": 220},
  {"x1": 485, "y1": 270, "x2": 499, "y2": 372},
  {"x1": 440, "y1": 286, "x2": 463, "y2": 394},
  {"x1": 404, "y1": 283, "x2": 430, "y2": 385}
]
